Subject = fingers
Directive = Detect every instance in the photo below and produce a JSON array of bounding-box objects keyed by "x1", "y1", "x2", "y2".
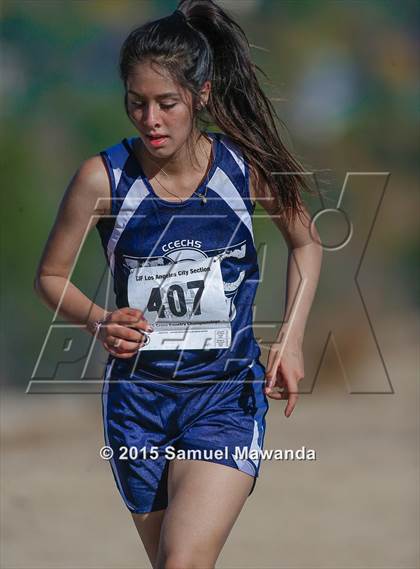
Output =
[
  {"x1": 100, "y1": 307, "x2": 154, "y2": 359},
  {"x1": 109, "y1": 308, "x2": 152, "y2": 331},
  {"x1": 282, "y1": 377, "x2": 298, "y2": 416},
  {"x1": 104, "y1": 342, "x2": 136, "y2": 359},
  {"x1": 109, "y1": 323, "x2": 148, "y2": 344},
  {"x1": 265, "y1": 386, "x2": 286, "y2": 400},
  {"x1": 266, "y1": 392, "x2": 283, "y2": 400},
  {"x1": 103, "y1": 331, "x2": 149, "y2": 358},
  {"x1": 264, "y1": 364, "x2": 300, "y2": 416},
  {"x1": 285, "y1": 391, "x2": 298, "y2": 418}
]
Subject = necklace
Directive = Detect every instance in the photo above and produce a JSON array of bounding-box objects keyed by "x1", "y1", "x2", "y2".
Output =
[
  {"x1": 136, "y1": 133, "x2": 212, "y2": 205},
  {"x1": 154, "y1": 166, "x2": 210, "y2": 205}
]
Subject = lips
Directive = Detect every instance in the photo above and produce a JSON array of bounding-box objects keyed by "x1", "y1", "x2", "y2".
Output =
[
  {"x1": 147, "y1": 134, "x2": 168, "y2": 139},
  {"x1": 146, "y1": 134, "x2": 169, "y2": 148}
]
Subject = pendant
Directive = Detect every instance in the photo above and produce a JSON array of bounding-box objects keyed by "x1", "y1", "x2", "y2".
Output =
[{"x1": 201, "y1": 195, "x2": 207, "y2": 204}]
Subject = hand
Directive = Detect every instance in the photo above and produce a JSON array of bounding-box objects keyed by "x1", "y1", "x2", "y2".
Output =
[
  {"x1": 264, "y1": 332, "x2": 305, "y2": 418},
  {"x1": 97, "y1": 307, "x2": 154, "y2": 359}
]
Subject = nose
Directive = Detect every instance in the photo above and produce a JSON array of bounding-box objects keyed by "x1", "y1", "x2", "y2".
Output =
[{"x1": 142, "y1": 103, "x2": 161, "y2": 129}]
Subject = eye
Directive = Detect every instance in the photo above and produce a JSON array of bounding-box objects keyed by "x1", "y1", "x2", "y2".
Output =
[{"x1": 130, "y1": 101, "x2": 176, "y2": 110}]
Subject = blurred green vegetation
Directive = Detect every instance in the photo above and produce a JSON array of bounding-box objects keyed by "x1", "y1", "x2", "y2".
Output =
[{"x1": 1, "y1": 0, "x2": 418, "y2": 386}]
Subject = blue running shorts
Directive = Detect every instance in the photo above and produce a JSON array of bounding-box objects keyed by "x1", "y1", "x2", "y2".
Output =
[{"x1": 101, "y1": 359, "x2": 270, "y2": 514}]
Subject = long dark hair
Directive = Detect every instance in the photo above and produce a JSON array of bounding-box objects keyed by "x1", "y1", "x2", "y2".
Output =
[{"x1": 119, "y1": 0, "x2": 315, "y2": 225}]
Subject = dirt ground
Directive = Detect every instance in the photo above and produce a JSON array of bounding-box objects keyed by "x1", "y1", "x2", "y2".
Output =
[{"x1": 1, "y1": 332, "x2": 418, "y2": 569}]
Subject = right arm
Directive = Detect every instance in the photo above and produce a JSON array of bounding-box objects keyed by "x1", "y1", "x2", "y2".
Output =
[{"x1": 33, "y1": 155, "x2": 152, "y2": 358}]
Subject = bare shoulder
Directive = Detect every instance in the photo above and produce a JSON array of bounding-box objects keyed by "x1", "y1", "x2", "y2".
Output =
[
  {"x1": 34, "y1": 154, "x2": 112, "y2": 280},
  {"x1": 70, "y1": 154, "x2": 112, "y2": 217}
]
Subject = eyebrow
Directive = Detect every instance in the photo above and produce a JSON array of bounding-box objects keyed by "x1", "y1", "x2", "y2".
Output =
[{"x1": 127, "y1": 90, "x2": 180, "y2": 99}]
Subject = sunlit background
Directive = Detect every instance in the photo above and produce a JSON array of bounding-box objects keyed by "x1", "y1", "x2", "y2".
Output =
[{"x1": 1, "y1": 1, "x2": 419, "y2": 568}]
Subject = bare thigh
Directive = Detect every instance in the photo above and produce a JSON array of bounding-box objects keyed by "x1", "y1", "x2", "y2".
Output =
[
  {"x1": 155, "y1": 458, "x2": 254, "y2": 569},
  {"x1": 131, "y1": 509, "x2": 166, "y2": 568}
]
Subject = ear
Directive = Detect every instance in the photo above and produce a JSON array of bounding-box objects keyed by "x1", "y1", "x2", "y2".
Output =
[{"x1": 199, "y1": 80, "x2": 212, "y2": 105}]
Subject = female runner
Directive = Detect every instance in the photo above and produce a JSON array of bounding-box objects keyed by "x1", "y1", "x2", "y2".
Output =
[{"x1": 34, "y1": 1, "x2": 323, "y2": 567}]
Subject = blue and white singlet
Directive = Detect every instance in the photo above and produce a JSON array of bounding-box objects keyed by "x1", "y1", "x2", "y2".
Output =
[{"x1": 96, "y1": 131, "x2": 262, "y2": 383}]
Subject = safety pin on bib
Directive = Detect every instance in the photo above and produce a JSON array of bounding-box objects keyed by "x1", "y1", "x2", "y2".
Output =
[{"x1": 137, "y1": 330, "x2": 151, "y2": 351}]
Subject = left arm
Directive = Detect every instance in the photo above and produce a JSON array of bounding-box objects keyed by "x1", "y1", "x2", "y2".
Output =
[{"x1": 249, "y1": 166, "x2": 323, "y2": 417}]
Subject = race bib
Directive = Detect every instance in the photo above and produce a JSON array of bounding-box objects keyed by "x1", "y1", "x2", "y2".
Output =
[{"x1": 127, "y1": 256, "x2": 231, "y2": 350}]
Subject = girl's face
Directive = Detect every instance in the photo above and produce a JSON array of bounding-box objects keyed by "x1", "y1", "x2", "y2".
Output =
[{"x1": 125, "y1": 60, "x2": 202, "y2": 156}]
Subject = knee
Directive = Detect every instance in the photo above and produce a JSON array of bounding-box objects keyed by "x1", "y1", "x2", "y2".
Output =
[{"x1": 157, "y1": 553, "x2": 214, "y2": 569}]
